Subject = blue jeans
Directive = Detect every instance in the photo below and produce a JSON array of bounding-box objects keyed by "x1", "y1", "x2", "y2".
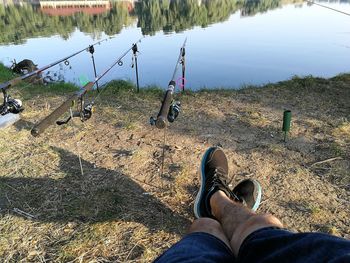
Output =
[{"x1": 155, "y1": 227, "x2": 350, "y2": 262}]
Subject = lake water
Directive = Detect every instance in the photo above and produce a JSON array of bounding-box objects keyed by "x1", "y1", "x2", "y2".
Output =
[{"x1": 0, "y1": 0, "x2": 350, "y2": 90}]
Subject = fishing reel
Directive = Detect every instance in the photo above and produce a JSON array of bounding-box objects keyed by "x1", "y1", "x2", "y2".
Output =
[
  {"x1": 56, "y1": 102, "x2": 93, "y2": 125},
  {"x1": 0, "y1": 90, "x2": 24, "y2": 115},
  {"x1": 80, "y1": 103, "x2": 93, "y2": 121},
  {"x1": 167, "y1": 101, "x2": 181, "y2": 123},
  {"x1": 150, "y1": 100, "x2": 181, "y2": 126}
]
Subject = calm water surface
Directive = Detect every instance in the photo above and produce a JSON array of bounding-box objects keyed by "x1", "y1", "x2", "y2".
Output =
[{"x1": 0, "y1": 0, "x2": 350, "y2": 89}]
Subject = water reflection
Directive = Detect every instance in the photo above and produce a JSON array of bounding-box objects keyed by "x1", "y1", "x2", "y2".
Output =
[
  {"x1": 0, "y1": 1, "x2": 135, "y2": 44},
  {"x1": 3, "y1": 0, "x2": 349, "y2": 44}
]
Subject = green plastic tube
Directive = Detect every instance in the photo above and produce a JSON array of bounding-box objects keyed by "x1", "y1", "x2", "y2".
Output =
[{"x1": 282, "y1": 110, "x2": 291, "y2": 132}]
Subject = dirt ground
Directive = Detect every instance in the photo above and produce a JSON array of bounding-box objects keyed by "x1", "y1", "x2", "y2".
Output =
[{"x1": 0, "y1": 74, "x2": 349, "y2": 262}]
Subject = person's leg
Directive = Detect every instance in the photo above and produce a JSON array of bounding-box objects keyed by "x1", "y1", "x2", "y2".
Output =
[
  {"x1": 210, "y1": 190, "x2": 283, "y2": 256},
  {"x1": 154, "y1": 218, "x2": 234, "y2": 262},
  {"x1": 188, "y1": 217, "x2": 231, "y2": 249},
  {"x1": 194, "y1": 146, "x2": 283, "y2": 256}
]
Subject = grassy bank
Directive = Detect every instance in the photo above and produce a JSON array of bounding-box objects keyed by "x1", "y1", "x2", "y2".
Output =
[{"x1": 0, "y1": 64, "x2": 349, "y2": 262}]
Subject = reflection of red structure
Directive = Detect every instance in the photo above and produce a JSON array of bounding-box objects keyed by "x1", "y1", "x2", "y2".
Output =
[
  {"x1": 39, "y1": 0, "x2": 136, "y2": 16},
  {"x1": 39, "y1": 0, "x2": 112, "y2": 16}
]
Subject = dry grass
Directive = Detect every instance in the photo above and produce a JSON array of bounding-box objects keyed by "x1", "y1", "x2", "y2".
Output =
[{"x1": 0, "y1": 72, "x2": 349, "y2": 261}]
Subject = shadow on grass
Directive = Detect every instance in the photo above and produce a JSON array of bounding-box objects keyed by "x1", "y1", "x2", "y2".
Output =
[
  {"x1": 13, "y1": 119, "x2": 35, "y2": 131},
  {"x1": 0, "y1": 147, "x2": 190, "y2": 235}
]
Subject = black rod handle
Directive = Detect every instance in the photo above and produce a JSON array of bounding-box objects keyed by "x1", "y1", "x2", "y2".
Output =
[
  {"x1": 31, "y1": 82, "x2": 94, "y2": 136},
  {"x1": 156, "y1": 80, "x2": 175, "y2": 129}
]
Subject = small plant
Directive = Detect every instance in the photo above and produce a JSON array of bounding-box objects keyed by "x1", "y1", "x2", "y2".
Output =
[{"x1": 330, "y1": 143, "x2": 345, "y2": 157}]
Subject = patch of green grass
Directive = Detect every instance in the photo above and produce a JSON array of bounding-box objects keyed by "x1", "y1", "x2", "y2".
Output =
[
  {"x1": 98, "y1": 81, "x2": 164, "y2": 104},
  {"x1": 17, "y1": 82, "x2": 80, "y2": 99},
  {"x1": 238, "y1": 83, "x2": 262, "y2": 91},
  {"x1": 117, "y1": 113, "x2": 140, "y2": 131},
  {"x1": 0, "y1": 63, "x2": 15, "y2": 81},
  {"x1": 46, "y1": 82, "x2": 80, "y2": 93},
  {"x1": 198, "y1": 87, "x2": 236, "y2": 96},
  {"x1": 309, "y1": 205, "x2": 321, "y2": 215},
  {"x1": 290, "y1": 75, "x2": 318, "y2": 86},
  {"x1": 124, "y1": 121, "x2": 138, "y2": 131},
  {"x1": 100, "y1": 79, "x2": 135, "y2": 95},
  {"x1": 57, "y1": 252, "x2": 75, "y2": 262},
  {"x1": 139, "y1": 85, "x2": 164, "y2": 97},
  {"x1": 330, "y1": 143, "x2": 345, "y2": 157},
  {"x1": 330, "y1": 73, "x2": 350, "y2": 82}
]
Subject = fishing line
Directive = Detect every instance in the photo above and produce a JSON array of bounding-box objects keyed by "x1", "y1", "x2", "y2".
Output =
[{"x1": 305, "y1": 0, "x2": 350, "y2": 17}]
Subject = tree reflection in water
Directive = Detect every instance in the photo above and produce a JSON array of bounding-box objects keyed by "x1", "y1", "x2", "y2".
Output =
[{"x1": 0, "y1": 0, "x2": 336, "y2": 44}]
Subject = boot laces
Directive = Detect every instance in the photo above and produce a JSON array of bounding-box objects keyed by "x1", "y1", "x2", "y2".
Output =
[{"x1": 207, "y1": 168, "x2": 241, "y2": 202}]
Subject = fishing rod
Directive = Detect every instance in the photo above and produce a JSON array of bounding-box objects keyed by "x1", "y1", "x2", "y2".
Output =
[
  {"x1": 149, "y1": 38, "x2": 187, "y2": 179},
  {"x1": 0, "y1": 38, "x2": 108, "y2": 92},
  {"x1": 31, "y1": 38, "x2": 143, "y2": 137},
  {"x1": 305, "y1": 0, "x2": 350, "y2": 17},
  {"x1": 150, "y1": 38, "x2": 187, "y2": 129},
  {"x1": 0, "y1": 38, "x2": 108, "y2": 117}
]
